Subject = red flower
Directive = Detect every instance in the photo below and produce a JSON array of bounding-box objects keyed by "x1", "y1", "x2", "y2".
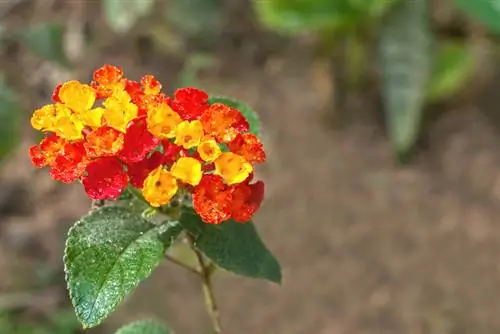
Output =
[
  {"x1": 82, "y1": 157, "x2": 128, "y2": 200},
  {"x1": 192, "y1": 174, "x2": 232, "y2": 224},
  {"x1": 119, "y1": 119, "x2": 160, "y2": 163},
  {"x1": 49, "y1": 142, "x2": 88, "y2": 184},
  {"x1": 51, "y1": 84, "x2": 62, "y2": 103},
  {"x1": 162, "y1": 140, "x2": 184, "y2": 165},
  {"x1": 28, "y1": 133, "x2": 65, "y2": 168},
  {"x1": 227, "y1": 133, "x2": 266, "y2": 164},
  {"x1": 127, "y1": 151, "x2": 164, "y2": 188},
  {"x1": 230, "y1": 180, "x2": 265, "y2": 223},
  {"x1": 170, "y1": 88, "x2": 209, "y2": 120}
]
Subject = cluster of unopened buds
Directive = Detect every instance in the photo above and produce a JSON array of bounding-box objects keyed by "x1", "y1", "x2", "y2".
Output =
[{"x1": 29, "y1": 65, "x2": 266, "y2": 224}]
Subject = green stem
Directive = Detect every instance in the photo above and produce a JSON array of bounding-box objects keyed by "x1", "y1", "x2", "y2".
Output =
[
  {"x1": 188, "y1": 235, "x2": 223, "y2": 334},
  {"x1": 164, "y1": 253, "x2": 201, "y2": 277}
]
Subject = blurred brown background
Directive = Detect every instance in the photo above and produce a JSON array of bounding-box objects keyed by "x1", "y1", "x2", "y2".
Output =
[{"x1": 2, "y1": 0, "x2": 500, "y2": 333}]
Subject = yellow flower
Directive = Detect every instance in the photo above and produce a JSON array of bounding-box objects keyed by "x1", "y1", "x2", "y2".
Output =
[
  {"x1": 58, "y1": 80, "x2": 96, "y2": 113},
  {"x1": 142, "y1": 166, "x2": 178, "y2": 207},
  {"x1": 31, "y1": 104, "x2": 59, "y2": 132},
  {"x1": 171, "y1": 157, "x2": 202, "y2": 186},
  {"x1": 54, "y1": 112, "x2": 85, "y2": 140},
  {"x1": 80, "y1": 107, "x2": 104, "y2": 129},
  {"x1": 146, "y1": 103, "x2": 182, "y2": 139},
  {"x1": 103, "y1": 90, "x2": 138, "y2": 132},
  {"x1": 197, "y1": 139, "x2": 222, "y2": 162},
  {"x1": 214, "y1": 152, "x2": 253, "y2": 185},
  {"x1": 31, "y1": 103, "x2": 84, "y2": 140},
  {"x1": 174, "y1": 120, "x2": 203, "y2": 149}
]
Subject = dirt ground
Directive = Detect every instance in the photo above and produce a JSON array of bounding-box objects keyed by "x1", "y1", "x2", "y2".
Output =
[{"x1": 3, "y1": 1, "x2": 500, "y2": 334}]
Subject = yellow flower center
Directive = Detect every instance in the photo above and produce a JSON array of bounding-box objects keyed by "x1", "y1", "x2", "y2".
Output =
[
  {"x1": 175, "y1": 120, "x2": 204, "y2": 149},
  {"x1": 142, "y1": 166, "x2": 179, "y2": 207},
  {"x1": 197, "y1": 139, "x2": 222, "y2": 162},
  {"x1": 171, "y1": 157, "x2": 203, "y2": 186},
  {"x1": 146, "y1": 103, "x2": 182, "y2": 139},
  {"x1": 214, "y1": 152, "x2": 252, "y2": 185}
]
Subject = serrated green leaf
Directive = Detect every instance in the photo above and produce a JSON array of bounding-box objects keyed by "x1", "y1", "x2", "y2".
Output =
[
  {"x1": 103, "y1": 0, "x2": 155, "y2": 34},
  {"x1": 179, "y1": 208, "x2": 281, "y2": 283},
  {"x1": 427, "y1": 41, "x2": 476, "y2": 102},
  {"x1": 19, "y1": 23, "x2": 70, "y2": 66},
  {"x1": 115, "y1": 320, "x2": 173, "y2": 334},
  {"x1": 0, "y1": 74, "x2": 21, "y2": 161},
  {"x1": 454, "y1": 0, "x2": 500, "y2": 34},
  {"x1": 64, "y1": 207, "x2": 181, "y2": 328},
  {"x1": 208, "y1": 96, "x2": 261, "y2": 137},
  {"x1": 253, "y1": 0, "x2": 399, "y2": 35},
  {"x1": 378, "y1": 0, "x2": 432, "y2": 160}
]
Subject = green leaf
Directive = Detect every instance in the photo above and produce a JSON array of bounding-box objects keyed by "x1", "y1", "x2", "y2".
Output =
[
  {"x1": 179, "y1": 208, "x2": 281, "y2": 284},
  {"x1": 103, "y1": 0, "x2": 155, "y2": 34},
  {"x1": 454, "y1": 0, "x2": 500, "y2": 34},
  {"x1": 165, "y1": 0, "x2": 223, "y2": 37},
  {"x1": 253, "y1": 0, "x2": 398, "y2": 35},
  {"x1": 64, "y1": 207, "x2": 181, "y2": 328},
  {"x1": 427, "y1": 41, "x2": 476, "y2": 102},
  {"x1": 19, "y1": 23, "x2": 70, "y2": 66},
  {"x1": 208, "y1": 96, "x2": 261, "y2": 137},
  {"x1": 0, "y1": 74, "x2": 21, "y2": 161},
  {"x1": 378, "y1": 0, "x2": 433, "y2": 160},
  {"x1": 115, "y1": 320, "x2": 173, "y2": 334}
]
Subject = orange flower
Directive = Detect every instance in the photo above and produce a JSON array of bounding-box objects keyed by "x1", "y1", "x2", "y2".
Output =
[
  {"x1": 141, "y1": 74, "x2": 161, "y2": 96},
  {"x1": 200, "y1": 103, "x2": 249, "y2": 143},
  {"x1": 84, "y1": 126, "x2": 124, "y2": 158},
  {"x1": 192, "y1": 175, "x2": 232, "y2": 224},
  {"x1": 227, "y1": 133, "x2": 266, "y2": 164},
  {"x1": 91, "y1": 64, "x2": 125, "y2": 99},
  {"x1": 29, "y1": 133, "x2": 65, "y2": 168}
]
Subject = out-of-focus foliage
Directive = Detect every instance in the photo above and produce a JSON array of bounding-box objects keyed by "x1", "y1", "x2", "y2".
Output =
[
  {"x1": 18, "y1": 23, "x2": 70, "y2": 66},
  {"x1": 0, "y1": 309, "x2": 80, "y2": 334},
  {"x1": 115, "y1": 320, "x2": 173, "y2": 334},
  {"x1": 427, "y1": 42, "x2": 476, "y2": 102},
  {"x1": 164, "y1": 0, "x2": 222, "y2": 37},
  {"x1": 378, "y1": 0, "x2": 432, "y2": 160},
  {"x1": 0, "y1": 74, "x2": 22, "y2": 162},
  {"x1": 103, "y1": 0, "x2": 155, "y2": 34},
  {"x1": 253, "y1": 0, "x2": 398, "y2": 35},
  {"x1": 252, "y1": 0, "x2": 500, "y2": 161},
  {"x1": 454, "y1": 0, "x2": 500, "y2": 34}
]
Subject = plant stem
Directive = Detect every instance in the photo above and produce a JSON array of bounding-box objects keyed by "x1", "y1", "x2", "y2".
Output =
[
  {"x1": 164, "y1": 253, "x2": 201, "y2": 277},
  {"x1": 188, "y1": 235, "x2": 223, "y2": 334}
]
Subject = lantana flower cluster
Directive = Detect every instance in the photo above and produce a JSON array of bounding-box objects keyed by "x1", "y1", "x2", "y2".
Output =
[{"x1": 29, "y1": 65, "x2": 266, "y2": 224}]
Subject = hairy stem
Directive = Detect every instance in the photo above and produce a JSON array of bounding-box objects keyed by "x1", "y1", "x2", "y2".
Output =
[{"x1": 188, "y1": 235, "x2": 223, "y2": 334}]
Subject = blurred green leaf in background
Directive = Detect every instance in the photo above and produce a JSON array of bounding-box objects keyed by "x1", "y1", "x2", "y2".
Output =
[
  {"x1": 19, "y1": 23, "x2": 70, "y2": 66},
  {"x1": 378, "y1": 0, "x2": 433, "y2": 161},
  {"x1": 115, "y1": 320, "x2": 173, "y2": 334},
  {"x1": 103, "y1": 0, "x2": 155, "y2": 34},
  {"x1": 0, "y1": 74, "x2": 22, "y2": 162},
  {"x1": 254, "y1": 0, "x2": 399, "y2": 35},
  {"x1": 427, "y1": 41, "x2": 476, "y2": 102},
  {"x1": 454, "y1": 0, "x2": 500, "y2": 34}
]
